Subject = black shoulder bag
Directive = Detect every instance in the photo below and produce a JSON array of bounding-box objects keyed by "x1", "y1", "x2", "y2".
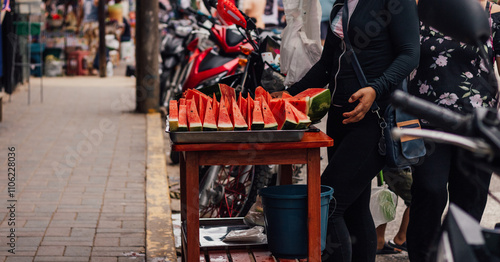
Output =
[{"x1": 340, "y1": 2, "x2": 426, "y2": 168}]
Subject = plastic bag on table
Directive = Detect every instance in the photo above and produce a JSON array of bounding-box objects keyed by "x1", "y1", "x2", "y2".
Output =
[{"x1": 222, "y1": 226, "x2": 267, "y2": 243}]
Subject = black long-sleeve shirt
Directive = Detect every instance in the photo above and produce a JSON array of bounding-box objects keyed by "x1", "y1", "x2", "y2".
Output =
[{"x1": 287, "y1": 0, "x2": 420, "y2": 106}]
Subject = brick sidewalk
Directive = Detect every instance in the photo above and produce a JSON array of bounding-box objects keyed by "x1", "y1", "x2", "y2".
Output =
[{"x1": 0, "y1": 76, "x2": 175, "y2": 262}]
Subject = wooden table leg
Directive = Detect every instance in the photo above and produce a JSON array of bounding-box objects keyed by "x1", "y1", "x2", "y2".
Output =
[
  {"x1": 307, "y1": 148, "x2": 321, "y2": 261},
  {"x1": 179, "y1": 152, "x2": 187, "y2": 262},
  {"x1": 183, "y1": 151, "x2": 200, "y2": 262}
]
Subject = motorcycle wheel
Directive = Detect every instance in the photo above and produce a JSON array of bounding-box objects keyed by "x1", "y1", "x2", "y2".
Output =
[{"x1": 199, "y1": 165, "x2": 272, "y2": 218}]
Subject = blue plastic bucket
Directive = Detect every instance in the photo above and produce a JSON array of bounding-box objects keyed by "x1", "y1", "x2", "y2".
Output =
[{"x1": 259, "y1": 185, "x2": 334, "y2": 258}]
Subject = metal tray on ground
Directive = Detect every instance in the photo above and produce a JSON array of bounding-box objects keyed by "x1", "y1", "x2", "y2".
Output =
[
  {"x1": 182, "y1": 217, "x2": 268, "y2": 249},
  {"x1": 166, "y1": 128, "x2": 306, "y2": 144}
]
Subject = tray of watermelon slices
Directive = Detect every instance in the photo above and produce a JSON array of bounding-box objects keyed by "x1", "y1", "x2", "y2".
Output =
[{"x1": 166, "y1": 85, "x2": 330, "y2": 144}]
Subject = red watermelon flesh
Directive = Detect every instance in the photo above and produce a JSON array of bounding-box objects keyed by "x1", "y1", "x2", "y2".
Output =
[
  {"x1": 198, "y1": 97, "x2": 205, "y2": 125},
  {"x1": 282, "y1": 92, "x2": 293, "y2": 99},
  {"x1": 187, "y1": 99, "x2": 202, "y2": 131},
  {"x1": 286, "y1": 97, "x2": 310, "y2": 116},
  {"x1": 255, "y1": 86, "x2": 267, "y2": 99},
  {"x1": 289, "y1": 103, "x2": 311, "y2": 129},
  {"x1": 261, "y1": 99, "x2": 278, "y2": 130},
  {"x1": 247, "y1": 96, "x2": 254, "y2": 129},
  {"x1": 238, "y1": 93, "x2": 248, "y2": 121},
  {"x1": 203, "y1": 101, "x2": 217, "y2": 131},
  {"x1": 251, "y1": 100, "x2": 265, "y2": 130},
  {"x1": 168, "y1": 100, "x2": 179, "y2": 131},
  {"x1": 231, "y1": 97, "x2": 249, "y2": 130},
  {"x1": 179, "y1": 98, "x2": 186, "y2": 106},
  {"x1": 184, "y1": 89, "x2": 210, "y2": 105},
  {"x1": 212, "y1": 93, "x2": 219, "y2": 122},
  {"x1": 269, "y1": 98, "x2": 280, "y2": 112},
  {"x1": 219, "y1": 83, "x2": 236, "y2": 101},
  {"x1": 272, "y1": 100, "x2": 298, "y2": 130},
  {"x1": 178, "y1": 104, "x2": 188, "y2": 131},
  {"x1": 218, "y1": 98, "x2": 234, "y2": 131}
]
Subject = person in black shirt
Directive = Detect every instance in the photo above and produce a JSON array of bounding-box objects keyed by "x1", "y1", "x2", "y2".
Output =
[{"x1": 273, "y1": 0, "x2": 420, "y2": 261}]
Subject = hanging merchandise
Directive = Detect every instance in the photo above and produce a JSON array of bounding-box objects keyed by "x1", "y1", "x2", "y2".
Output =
[{"x1": 280, "y1": 0, "x2": 322, "y2": 86}]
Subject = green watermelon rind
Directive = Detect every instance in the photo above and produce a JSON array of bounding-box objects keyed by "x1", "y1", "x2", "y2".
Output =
[{"x1": 296, "y1": 88, "x2": 331, "y2": 122}]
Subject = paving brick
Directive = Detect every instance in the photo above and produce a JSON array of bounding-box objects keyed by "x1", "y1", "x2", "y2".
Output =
[
  {"x1": 71, "y1": 228, "x2": 96, "y2": 237},
  {"x1": 64, "y1": 246, "x2": 91, "y2": 257},
  {"x1": 36, "y1": 246, "x2": 65, "y2": 256},
  {"x1": 94, "y1": 237, "x2": 120, "y2": 247},
  {"x1": 44, "y1": 227, "x2": 71, "y2": 237},
  {"x1": 90, "y1": 257, "x2": 118, "y2": 262},
  {"x1": 5, "y1": 256, "x2": 33, "y2": 262},
  {"x1": 34, "y1": 257, "x2": 89, "y2": 262}
]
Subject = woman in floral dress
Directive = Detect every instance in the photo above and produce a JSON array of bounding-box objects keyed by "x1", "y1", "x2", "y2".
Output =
[{"x1": 407, "y1": 1, "x2": 500, "y2": 261}]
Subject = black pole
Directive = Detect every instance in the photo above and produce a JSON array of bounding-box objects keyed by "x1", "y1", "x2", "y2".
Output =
[{"x1": 98, "y1": 0, "x2": 106, "y2": 77}]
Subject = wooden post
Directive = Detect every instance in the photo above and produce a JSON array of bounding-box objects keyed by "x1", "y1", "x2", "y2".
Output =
[
  {"x1": 135, "y1": 0, "x2": 160, "y2": 113},
  {"x1": 98, "y1": 0, "x2": 106, "y2": 77}
]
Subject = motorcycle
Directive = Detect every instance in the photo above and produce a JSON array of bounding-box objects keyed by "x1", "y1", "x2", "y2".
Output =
[{"x1": 170, "y1": 2, "x2": 304, "y2": 218}]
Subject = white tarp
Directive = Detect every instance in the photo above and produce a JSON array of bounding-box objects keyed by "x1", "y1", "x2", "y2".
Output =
[{"x1": 280, "y1": 0, "x2": 322, "y2": 86}]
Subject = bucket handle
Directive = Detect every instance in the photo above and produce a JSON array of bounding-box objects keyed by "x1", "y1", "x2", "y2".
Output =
[{"x1": 328, "y1": 196, "x2": 337, "y2": 218}]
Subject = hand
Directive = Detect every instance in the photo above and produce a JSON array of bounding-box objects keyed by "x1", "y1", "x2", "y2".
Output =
[
  {"x1": 270, "y1": 91, "x2": 289, "y2": 98},
  {"x1": 342, "y1": 87, "x2": 377, "y2": 124}
]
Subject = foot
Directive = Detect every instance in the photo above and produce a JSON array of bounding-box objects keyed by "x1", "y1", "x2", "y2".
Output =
[
  {"x1": 376, "y1": 242, "x2": 401, "y2": 255},
  {"x1": 388, "y1": 239, "x2": 407, "y2": 252}
]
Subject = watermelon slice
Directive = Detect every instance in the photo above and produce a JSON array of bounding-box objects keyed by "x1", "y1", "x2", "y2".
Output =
[
  {"x1": 282, "y1": 92, "x2": 293, "y2": 99},
  {"x1": 178, "y1": 104, "x2": 188, "y2": 131},
  {"x1": 197, "y1": 83, "x2": 236, "y2": 101},
  {"x1": 169, "y1": 100, "x2": 179, "y2": 131},
  {"x1": 238, "y1": 93, "x2": 248, "y2": 121},
  {"x1": 251, "y1": 100, "x2": 265, "y2": 130},
  {"x1": 255, "y1": 86, "x2": 272, "y2": 105},
  {"x1": 294, "y1": 88, "x2": 331, "y2": 122},
  {"x1": 198, "y1": 97, "x2": 205, "y2": 125},
  {"x1": 272, "y1": 100, "x2": 298, "y2": 130},
  {"x1": 286, "y1": 97, "x2": 310, "y2": 116},
  {"x1": 261, "y1": 99, "x2": 278, "y2": 130},
  {"x1": 212, "y1": 93, "x2": 219, "y2": 122},
  {"x1": 218, "y1": 98, "x2": 234, "y2": 131},
  {"x1": 231, "y1": 97, "x2": 249, "y2": 130},
  {"x1": 247, "y1": 96, "x2": 254, "y2": 129},
  {"x1": 184, "y1": 88, "x2": 211, "y2": 100},
  {"x1": 289, "y1": 103, "x2": 311, "y2": 129},
  {"x1": 187, "y1": 99, "x2": 202, "y2": 131},
  {"x1": 203, "y1": 101, "x2": 217, "y2": 131},
  {"x1": 179, "y1": 98, "x2": 186, "y2": 106},
  {"x1": 269, "y1": 98, "x2": 280, "y2": 112}
]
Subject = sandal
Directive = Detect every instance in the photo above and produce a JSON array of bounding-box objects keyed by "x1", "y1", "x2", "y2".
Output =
[
  {"x1": 376, "y1": 242, "x2": 401, "y2": 255},
  {"x1": 388, "y1": 239, "x2": 407, "y2": 252}
]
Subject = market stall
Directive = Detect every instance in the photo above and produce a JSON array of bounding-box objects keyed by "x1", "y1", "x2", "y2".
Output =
[{"x1": 172, "y1": 130, "x2": 333, "y2": 261}]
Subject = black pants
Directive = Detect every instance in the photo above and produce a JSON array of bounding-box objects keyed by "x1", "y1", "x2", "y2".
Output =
[
  {"x1": 407, "y1": 142, "x2": 492, "y2": 262},
  {"x1": 321, "y1": 105, "x2": 385, "y2": 262}
]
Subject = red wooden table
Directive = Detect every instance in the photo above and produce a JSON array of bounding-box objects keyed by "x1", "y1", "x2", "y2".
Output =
[{"x1": 173, "y1": 131, "x2": 333, "y2": 261}]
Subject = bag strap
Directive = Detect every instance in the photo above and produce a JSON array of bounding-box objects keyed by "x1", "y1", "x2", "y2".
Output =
[{"x1": 341, "y1": 2, "x2": 382, "y2": 115}]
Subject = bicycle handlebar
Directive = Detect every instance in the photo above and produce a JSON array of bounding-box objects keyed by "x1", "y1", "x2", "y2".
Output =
[{"x1": 391, "y1": 90, "x2": 469, "y2": 133}]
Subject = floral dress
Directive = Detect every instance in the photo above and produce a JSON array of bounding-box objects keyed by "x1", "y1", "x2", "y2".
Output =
[{"x1": 409, "y1": 2, "x2": 500, "y2": 116}]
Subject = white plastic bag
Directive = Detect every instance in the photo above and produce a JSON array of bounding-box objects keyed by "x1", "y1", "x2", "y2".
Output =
[
  {"x1": 369, "y1": 184, "x2": 398, "y2": 227},
  {"x1": 280, "y1": 0, "x2": 323, "y2": 86}
]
